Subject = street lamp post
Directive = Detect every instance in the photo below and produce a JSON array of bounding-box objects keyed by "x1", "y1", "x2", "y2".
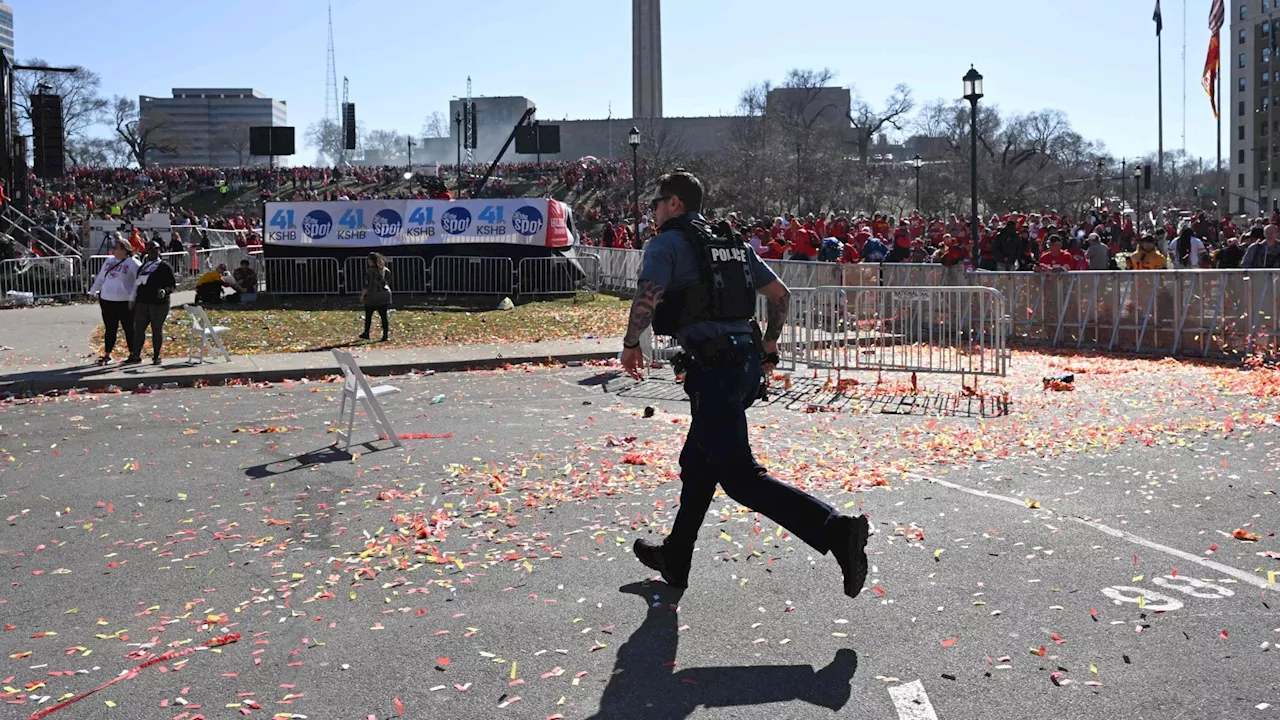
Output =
[
  {"x1": 1133, "y1": 166, "x2": 1143, "y2": 228},
  {"x1": 910, "y1": 154, "x2": 923, "y2": 213},
  {"x1": 406, "y1": 137, "x2": 416, "y2": 181},
  {"x1": 962, "y1": 66, "x2": 984, "y2": 266},
  {"x1": 629, "y1": 127, "x2": 641, "y2": 249}
]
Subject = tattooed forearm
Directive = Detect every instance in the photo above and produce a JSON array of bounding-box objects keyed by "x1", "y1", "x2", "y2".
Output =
[
  {"x1": 624, "y1": 280, "x2": 665, "y2": 345},
  {"x1": 763, "y1": 289, "x2": 790, "y2": 343}
]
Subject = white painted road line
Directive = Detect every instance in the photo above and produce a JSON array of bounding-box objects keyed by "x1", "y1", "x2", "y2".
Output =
[
  {"x1": 913, "y1": 474, "x2": 1272, "y2": 590},
  {"x1": 888, "y1": 679, "x2": 940, "y2": 720}
]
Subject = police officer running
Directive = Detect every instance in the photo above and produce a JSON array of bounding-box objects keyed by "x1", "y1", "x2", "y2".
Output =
[{"x1": 620, "y1": 171, "x2": 872, "y2": 599}]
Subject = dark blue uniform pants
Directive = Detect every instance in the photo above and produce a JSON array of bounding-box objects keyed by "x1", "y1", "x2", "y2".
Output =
[{"x1": 665, "y1": 334, "x2": 839, "y2": 567}]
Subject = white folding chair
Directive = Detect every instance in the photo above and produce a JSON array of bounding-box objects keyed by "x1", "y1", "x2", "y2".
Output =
[
  {"x1": 331, "y1": 349, "x2": 403, "y2": 451},
  {"x1": 185, "y1": 304, "x2": 232, "y2": 363}
]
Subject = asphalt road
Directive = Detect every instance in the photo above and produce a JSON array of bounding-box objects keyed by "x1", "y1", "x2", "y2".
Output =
[{"x1": 1, "y1": 353, "x2": 1278, "y2": 719}]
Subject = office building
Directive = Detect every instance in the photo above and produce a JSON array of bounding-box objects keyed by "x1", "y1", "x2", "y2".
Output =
[
  {"x1": 0, "y1": 3, "x2": 15, "y2": 60},
  {"x1": 1231, "y1": 1, "x2": 1280, "y2": 214},
  {"x1": 139, "y1": 88, "x2": 287, "y2": 167}
]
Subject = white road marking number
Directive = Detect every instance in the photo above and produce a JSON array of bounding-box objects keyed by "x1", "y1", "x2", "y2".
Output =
[
  {"x1": 1150, "y1": 574, "x2": 1234, "y2": 599},
  {"x1": 1101, "y1": 586, "x2": 1184, "y2": 611}
]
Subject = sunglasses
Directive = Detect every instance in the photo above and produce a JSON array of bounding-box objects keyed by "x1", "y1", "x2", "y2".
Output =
[{"x1": 649, "y1": 196, "x2": 672, "y2": 211}]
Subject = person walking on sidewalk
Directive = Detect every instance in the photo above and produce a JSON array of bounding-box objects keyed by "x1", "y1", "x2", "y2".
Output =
[
  {"x1": 88, "y1": 237, "x2": 139, "y2": 365},
  {"x1": 128, "y1": 241, "x2": 177, "y2": 366},
  {"x1": 620, "y1": 170, "x2": 872, "y2": 598},
  {"x1": 359, "y1": 252, "x2": 392, "y2": 341}
]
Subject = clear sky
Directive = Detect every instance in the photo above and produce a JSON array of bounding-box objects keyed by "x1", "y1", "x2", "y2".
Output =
[{"x1": 16, "y1": 0, "x2": 1223, "y2": 162}]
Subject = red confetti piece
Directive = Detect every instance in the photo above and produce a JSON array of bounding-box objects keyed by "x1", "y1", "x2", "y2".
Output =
[
  {"x1": 397, "y1": 433, "x2": 454, "y2": 440},
  {"x1": 871, "y1": 586, "x2": 886, "y2": 596},
  {"x1": 1220, "y1": 629, "x2": 1229, "y2": 640},
  {"x1": 940, "y1": 637, "x2": 958, "y2": 647},
  {"x1": 394, "y1": 697, "x2": 404, "y2": 715}
]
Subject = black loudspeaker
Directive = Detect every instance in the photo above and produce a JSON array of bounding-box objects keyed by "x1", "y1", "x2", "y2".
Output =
[
  {"x1": 514, "y1": 126, "x2": 538, "y2": 154},
  {"x1": 271, "y1": 126, "x2": 295, "y2": 156},
  {"x1": 343, "y1": 103, "x2": 357, "y2": 150},
  {"x1": 536, "y1": 124, "x2": 560, "y2": 154},
  {"x1": 30, "y1": 94, "x2": 65, "y2": 179},
  {"x1": 468, "y1": 102, "x2": 477, "y2": 149},
  {"x1": 515, "y1": 124, "x2": 561, "y2": 155},
  {"x1": 1143, "y1": 164, "x2": 1152, "y2": 190},
  {"x1": 249, "y1": 126, "x2": 272, "y2": 156}
]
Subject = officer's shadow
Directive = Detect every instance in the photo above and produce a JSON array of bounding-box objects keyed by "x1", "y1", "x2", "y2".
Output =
[{"x1": 585, "y1": 582, "x2": 858, "y2": 719}]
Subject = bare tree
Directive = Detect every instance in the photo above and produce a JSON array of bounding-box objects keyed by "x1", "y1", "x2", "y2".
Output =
[
  {"x1": 306, "y1": 118, "x2": 344, "y2": 165},
  {"x1": 213, "y1": 121, "x2": 254, "y2": 166},
  {"x1": 847, "y1": 84, "x2": 914, "y2": 162},
  {"x1": 361, "y1": 129, "x2": 410, "y2": 165},
  {"x1": 638, "y1": 119, "x2": 688, "y2": 171},
  {"x1": 13, "y1": 59, "x2": 109, "y2": 146},
  {"x1": 113, "y1": 96, "x2": 182, "y2": 168},
  {"x1": 421, "y1": 111, "x2": 449, "y2": 139}
]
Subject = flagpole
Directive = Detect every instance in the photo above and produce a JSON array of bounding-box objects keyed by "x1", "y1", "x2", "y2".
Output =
[
  {"x1": 1217, "y1": 39, "x2": 1223, "y2": 213},
  {"x1": 1158, "y1": 29, "x2": 1165, "y2": 219}
]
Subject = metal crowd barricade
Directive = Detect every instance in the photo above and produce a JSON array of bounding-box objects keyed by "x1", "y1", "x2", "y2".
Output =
[
  {"x1": 0, "y1": 256, "x2": 82, "y2": 301},
  {"x1": 794, "y1": 286, "x2": 1009, "y2": 377},
  {"x1": 429, "y1": 256, "x2": 514, "y2": 295},
  {"x1": 264, "y1": 257, "x2": 341, "y2": 295},
  {"x1": 516, "y1": 255, "x2": 600, "y2": 297},
  {"x1": 344, "y1": 255, "x2": 429, "y2": 294}
]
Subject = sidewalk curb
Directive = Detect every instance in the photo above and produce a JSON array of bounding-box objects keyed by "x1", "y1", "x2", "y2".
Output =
[{"x1": 0, "y1": 350, "x2": 620, "y2": 395}]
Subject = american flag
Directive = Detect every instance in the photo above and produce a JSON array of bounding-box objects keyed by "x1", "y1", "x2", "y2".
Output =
[{"x1": 1209, "y1": 0, "x2": 1224, "y2": 34}]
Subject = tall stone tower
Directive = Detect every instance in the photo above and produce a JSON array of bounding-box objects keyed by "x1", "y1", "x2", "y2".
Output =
[{"x1": 632, "y1": 0, "x2": 663, "y2": 118}]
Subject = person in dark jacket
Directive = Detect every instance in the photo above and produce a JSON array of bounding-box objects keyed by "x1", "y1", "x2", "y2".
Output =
[
  {"x1": 128, "y1": 241, "x2": 178, "y2": 365},
  {"x1": 994, "y1": 220, "x2": 1023, "y2": 271},
  {"x1": 359, "y1": 252, "x2": 392, "y2": 341}
]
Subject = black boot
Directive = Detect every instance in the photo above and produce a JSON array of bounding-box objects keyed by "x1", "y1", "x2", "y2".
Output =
[
  {"x1": 828, "y1": 515, "x2": 871, "y2": 599},
  {"x1": 633, "y1": 538, "x2": 690, "y2": 588}
]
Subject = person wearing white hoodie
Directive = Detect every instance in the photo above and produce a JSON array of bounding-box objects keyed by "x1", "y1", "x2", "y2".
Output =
[{"x1": 88, "y1": 236, "x2": 140, "y2": 365}]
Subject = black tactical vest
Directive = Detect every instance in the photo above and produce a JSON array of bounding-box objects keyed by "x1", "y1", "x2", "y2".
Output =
[{"x1": 652, "y1": 214, "x2": 756, "y2": 336}]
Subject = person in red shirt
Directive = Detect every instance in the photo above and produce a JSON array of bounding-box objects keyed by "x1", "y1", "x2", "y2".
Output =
[
  {"x1": 1037, "y1": 235, "x2": 1074, "y2": 272},
  {"x1": 840, "y1": 239, "x2": 860, "y2": 264},
  {"x1": 760, "y1": 236, "x2": 787, "y2": 260}
]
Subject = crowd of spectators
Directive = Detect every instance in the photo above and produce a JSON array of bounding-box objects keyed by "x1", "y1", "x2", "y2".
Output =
[
  {"x1": 13, "y1": 160, "x2": 1280, "y2": 272},
  {"x1": 583, "y1": 206, "x2": 1280, "y2": 271}
]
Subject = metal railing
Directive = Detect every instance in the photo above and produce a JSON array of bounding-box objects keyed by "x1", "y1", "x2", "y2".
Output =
[
  {"x1": 516, "y1": 256, "x2": 599, "y2": 297},
  {"x1": 793, "y1": 286, "x2": 1009, "y2": 376},
  {"x1": 0, "y1": 256, "x2": 82, "y2": 302},
  {"x1": 588, "y1": 247, "x2": 1279, "y2": 358},
  {"x1": 264, "y1": 257, "x2": 341, "y2": 295},
  {"x1": 344, "y1": 256, "x2": 430, "y2": 294},
  {"x1": 430, "y1": 256, "x2": 514, "y2": 295}
]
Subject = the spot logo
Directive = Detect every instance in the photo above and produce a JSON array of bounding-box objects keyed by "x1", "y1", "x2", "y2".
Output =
[
  {"x1": 441, "y1": 207, "x2": 472, "y2": 235},
  {"x1": 301, "y1": 210, "x2": 333, "y2": 239},
  {"x1": 511, "y1": 206, "x2": 544, "y2": 236},
  {"x1": 372, "y1": 209, "x2": 403, "y2": 239}
]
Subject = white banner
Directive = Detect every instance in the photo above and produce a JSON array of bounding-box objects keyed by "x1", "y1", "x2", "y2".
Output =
[{"x1": 264, "y1": 199, "x2": 574, "y2": 248}]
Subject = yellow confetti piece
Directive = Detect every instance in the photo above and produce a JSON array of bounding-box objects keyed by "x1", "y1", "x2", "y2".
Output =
[
  {"x1": 105, "y1": 700, "x2": 116, "y2": 708},
  {"x1": 719, "y1": 533, "x2": 733, "y2": 542},
  {"x1": 1131, "y1": 575, "x2": 1144, "y2": 583},
  {"x1": 832, "y1": 632, "x2": 848, "y2": 638},
  {"x1": 1268, "y1": 571, "x2": 1277, "y2": 585},
  {"x1": 1024, "y1": 498, "x2": 1041, "y2": 509},
  {"x1": 510, "y1": 661, "x2": 517, "y2": 680},
  {"x1": 1089, "y1": 663, "x2": 1098, "y2": 675},
  {"x1": 1137, "y1": 595, "x2": 1146, "y2": 608}
]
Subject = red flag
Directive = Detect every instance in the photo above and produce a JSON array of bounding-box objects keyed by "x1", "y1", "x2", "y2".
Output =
[{"x1": 1203, "y1": 33, "x2": 1221, "y2": 119}]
